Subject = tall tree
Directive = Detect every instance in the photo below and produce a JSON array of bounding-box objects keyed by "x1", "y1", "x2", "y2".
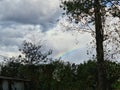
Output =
[{"x1": 60, "y1": 0, "x2": 120, "y2": 90}]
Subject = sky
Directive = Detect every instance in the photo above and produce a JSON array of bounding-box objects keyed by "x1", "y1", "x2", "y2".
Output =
[{"x1": 0, "y1": 0, "x2": 98, "y2": 64}]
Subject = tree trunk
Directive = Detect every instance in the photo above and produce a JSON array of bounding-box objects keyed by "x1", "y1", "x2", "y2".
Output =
[{"x1": 94, "y1": 0, "x2": 107, "y2": 90}]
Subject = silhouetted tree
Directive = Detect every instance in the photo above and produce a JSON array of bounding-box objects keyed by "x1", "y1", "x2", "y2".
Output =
[
  {"x1": 60, "y1": 0, "x2": 120, "y2": 90},
  {"x1": 19, "y1": 41, "x2": 52, "y2": 65}
]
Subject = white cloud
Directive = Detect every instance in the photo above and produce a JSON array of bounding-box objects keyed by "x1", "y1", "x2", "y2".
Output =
[
  {"x1": 45, "y1": 28, "x2": 93, "y2": 63},
  {"x1": 0, "y1": 22, "x2": 93, "y2": 63}
]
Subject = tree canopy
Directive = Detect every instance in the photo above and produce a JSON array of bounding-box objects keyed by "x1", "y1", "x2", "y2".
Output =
[{"x1": 60, "y1": 0, "x2": 120, "y2": 90}]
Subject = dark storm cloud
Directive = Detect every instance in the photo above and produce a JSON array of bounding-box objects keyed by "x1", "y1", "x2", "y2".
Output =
[
  {"x1": 0, "y1": 0, "x2": 61, "y2": 30},
  {"x1": 0, "y1": 24, "x2": 44, "y2": 56}
]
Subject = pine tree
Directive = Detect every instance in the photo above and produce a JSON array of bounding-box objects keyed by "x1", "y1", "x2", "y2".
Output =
[{"x1": 60, "y1": 0, "x2": 120, "y2": 90}]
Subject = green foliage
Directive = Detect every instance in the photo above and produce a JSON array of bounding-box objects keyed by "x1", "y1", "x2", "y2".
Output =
[
  {"x1": 76, "y1": 60, "x2": 98, "y2": 90},
  {"x1": 51, "y1": 60, "x2": 120, "y2": 90},
  {"x1": 0, "y1": 59, "x2": 119, "y2": 90},
  {"x1": 0, "y1": 57, "x2": 23, "y2": 78},
  {"x1": 105, "y1": 60, "x2": 120, "y2": 89}
]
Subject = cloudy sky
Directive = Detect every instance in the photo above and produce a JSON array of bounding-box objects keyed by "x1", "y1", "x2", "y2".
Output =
[{"x1": 0, "y1": 0, "x2": 95, "y2": 63}]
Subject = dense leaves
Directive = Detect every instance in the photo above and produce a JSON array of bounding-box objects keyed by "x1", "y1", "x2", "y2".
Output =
[{"x1": 0, "y1": 59, "x2": 119, "y2": 90}]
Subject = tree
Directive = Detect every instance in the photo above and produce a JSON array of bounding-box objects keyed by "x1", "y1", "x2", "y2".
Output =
[
  {"x1": 60, "y1": 0, "x2": 120, "y2": 90},
  {"x1": 76, "y1": 60, "x2": 120, "y2": 90},
  {"x1": 0, "y1": 57, "x2": 23, "y2": 78},
  {"x1": 52, "y1": 60, "x2": 77, "y2": 90},
  {"x1": 0, "y1": 56, "x2": 119, "y2": 90},
  {"x1": 105, "y1": 60, "x2": 120, "y2": 90},
  {"x1": 19, "y1": 41, "x2": 52, "y2": 65},
  {"x1": 76, "y1": 60, "x2": 98, "y2": 90},
  {"x1": 18, "y1": 41, "x2": 53, "y2": 90}
]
